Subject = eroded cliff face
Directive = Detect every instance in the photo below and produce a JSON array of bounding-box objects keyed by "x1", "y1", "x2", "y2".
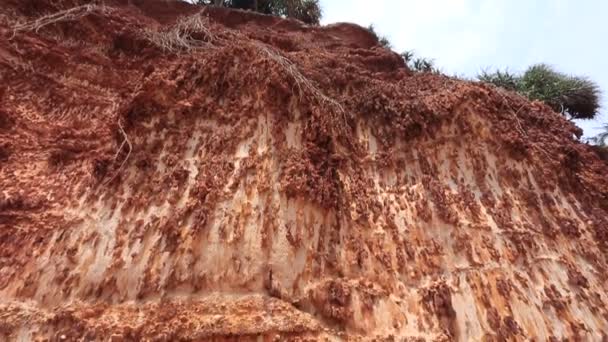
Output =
[{"x1": 1, "y1": 1, "x2": 607, "y2": 340}]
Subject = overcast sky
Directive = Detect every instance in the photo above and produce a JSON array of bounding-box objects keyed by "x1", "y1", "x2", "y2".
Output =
[{"x1": 320, "y1": 0, "x2": 607, "y2": 138}]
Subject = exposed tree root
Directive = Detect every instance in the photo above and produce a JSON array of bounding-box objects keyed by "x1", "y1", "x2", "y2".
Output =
[
  {"x1": 11, "y1": 4, "x2": 110, "y2": 38},
  {"x1": 103, "y1": 121, "x2": 132, "y2": 186},
  {"x1": 252, "y1": 41, "x2": 350, "y2": 140}
]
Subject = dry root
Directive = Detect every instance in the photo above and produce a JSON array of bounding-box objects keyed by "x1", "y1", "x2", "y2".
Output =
[
  {"x1": 11, "y1": 4, "x2": 109, "y2": 37},
  {"x1": 495, "y1": 87, "x2": 528, "y2": 139},
  {"x1": 103, "y1": 121, "x2": 132, "y2": 186},
  {"x1": 143, "y1": 11, "x2": 216, "y2": 53},
  {"x1": 253, "y1": 42, "x2": 349, "y2": 135}
]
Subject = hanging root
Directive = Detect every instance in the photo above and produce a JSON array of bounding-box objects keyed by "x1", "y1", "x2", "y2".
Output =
[
  {"x1": 253, "y1": 42, "x2": 349, "y2": 134},
  {"x1": 143, "y1": 11, "x2": 216, "y2": 53},
  {"x1": 495, "y1": 87, "x2": 528, "y2": 139},
  {"x1": 11, "y1": 4, "x2": 109, "y2": 37},
  {"x1": 103, "y1": 121, "x2": 132, "y2": 186}
]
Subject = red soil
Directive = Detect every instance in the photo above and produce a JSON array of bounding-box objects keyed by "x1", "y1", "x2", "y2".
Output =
[{"x1": 0, "y1": 0, "x2": 607, "y2": 340}]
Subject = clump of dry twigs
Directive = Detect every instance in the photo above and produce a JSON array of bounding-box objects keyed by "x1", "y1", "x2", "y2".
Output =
[
  {"x1": 11, "y1": 4, "x2": 110, "y2": 37},
  {"x1": 143, "y1": 11, "x2": 216, "y2": 53}
]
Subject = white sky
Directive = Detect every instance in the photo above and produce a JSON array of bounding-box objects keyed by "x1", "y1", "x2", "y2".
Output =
[{"x1": 320, "y1": 0, "x2": 607, "y2": 138}]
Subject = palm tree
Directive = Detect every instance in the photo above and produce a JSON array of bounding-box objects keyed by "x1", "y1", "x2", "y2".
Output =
[
  {"x1": 399, "y1": 50, "x2": 438, "y2": 73},
  {"x1": 594, "y1": 123, "x2": 608, "y2": 146}
]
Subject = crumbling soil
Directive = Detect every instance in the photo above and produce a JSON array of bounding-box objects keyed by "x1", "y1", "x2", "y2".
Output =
[{"x1": 1, "y1": 0, "x2": 607, "y2": 340}]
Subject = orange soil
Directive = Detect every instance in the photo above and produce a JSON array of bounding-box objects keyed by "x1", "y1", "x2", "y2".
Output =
[{"x1": 0, "y1": 0, "x2": 607, "y2": 340}]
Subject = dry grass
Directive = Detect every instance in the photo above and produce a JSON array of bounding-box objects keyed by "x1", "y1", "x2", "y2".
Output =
[
  {"x1": 143, "y1": 11, "x2": 216, "y2": 53},
  {"x1": 11, "y1": 4, "x2": 110, "y2": 38}
]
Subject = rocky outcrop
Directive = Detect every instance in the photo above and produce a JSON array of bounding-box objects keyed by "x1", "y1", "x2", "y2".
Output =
[{"x1": 1, "y1": 1, "x2": 607, "y2": 340}]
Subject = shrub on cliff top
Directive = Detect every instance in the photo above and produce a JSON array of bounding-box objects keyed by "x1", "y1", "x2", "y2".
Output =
[
  {"x1": 367, "y1": 24, "x2": 392, "y2": 49},
  {"x1": 478, "y1": 68, "x2": 519, "y2": 92},
  {"x1": 479, "y1": 64, "x2": 601, "y2": 120},
  {"x1": 400, "y1": 50, "x2": 439, "y2": 74},
  {"x1": 364, "y1": 27, "x2": 440, "y2": 74},
  {"x1": 194, "y1": 0, "x2": 322, "y2": 25}
]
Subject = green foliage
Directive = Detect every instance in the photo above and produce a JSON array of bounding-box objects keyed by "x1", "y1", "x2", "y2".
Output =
[
  {"x1": 478, "y1": 64, "x2": 601, "y2": 120},
  {"x1": 400, "y1": 50, "x2": 438, "y2": 73},
  {"x1": 478, "y1": 68, "x2": 519, "y2": 91},
  {"x1": 367, "y1": 24, "x2": 391, "y2": 49},
  {"x1": 194, "y1": 0, "x2": 322, "y2": 24},
  {"x1": 593, "y1": 123, "x2": 608, "y2": 146},
  {"x1": 354, "y1": 36, "x2": 440, "y2": 73},
  {"x1": 400, "y1": 50, "x2": 414, "y2": 63},
  {"x1": 520, "y1": 64, "x2": 600, "y2": 119},
  {"x1": 282, "y1": 0, "x2": 322, "y2": 25},
  {"x1": 378, "y1": 36, "x2": 392, "y2": 49},
  {"x1": 590, "y1": 127, "x2": 608, "y2": 161}
]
